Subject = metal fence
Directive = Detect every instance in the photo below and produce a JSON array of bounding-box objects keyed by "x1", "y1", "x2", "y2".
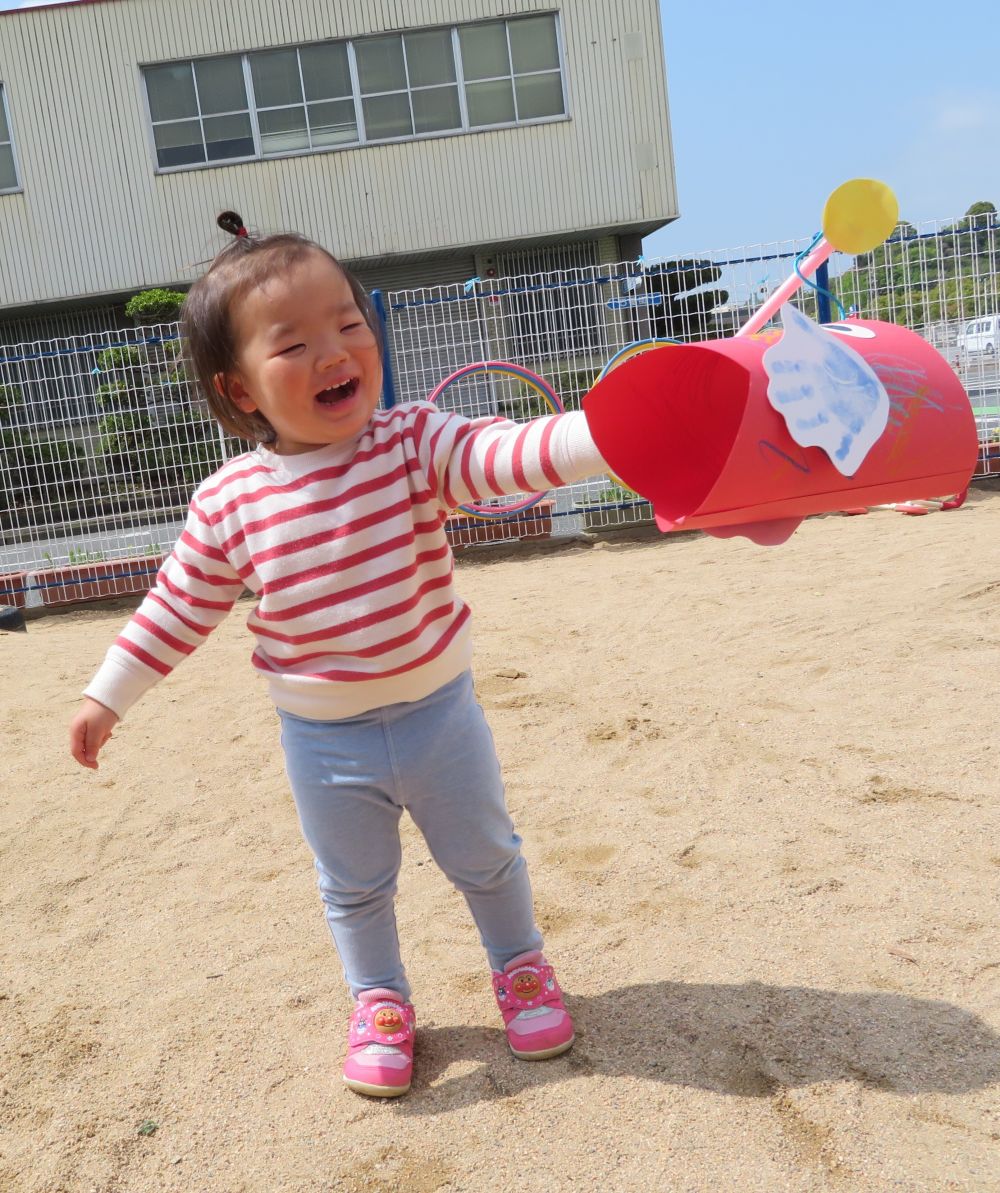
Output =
[{"x1": 2, "y1": 212, "x2": 998, "y2": 609}]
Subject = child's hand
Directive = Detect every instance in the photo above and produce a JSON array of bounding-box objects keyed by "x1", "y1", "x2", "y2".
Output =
[{"x1": 69, "y1": 698, "x2": 120, "y2": 770}]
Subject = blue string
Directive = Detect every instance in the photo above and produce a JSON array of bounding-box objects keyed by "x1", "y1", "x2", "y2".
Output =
[{"x1": 794, "y1": 232, "x2": 848, "y2": 319}]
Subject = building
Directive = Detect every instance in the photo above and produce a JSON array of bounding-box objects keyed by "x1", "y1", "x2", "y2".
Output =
[{"x1": 0, "y1": 0, "x2": 677, "y2": 342}]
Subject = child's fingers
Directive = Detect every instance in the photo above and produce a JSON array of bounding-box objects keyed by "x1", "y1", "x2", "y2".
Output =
[
  {"x1": 70, "y1": 719, "x2": 107, "y2": 770},
  {"x1": 69, "y1": 720, "x2": 94, "y2": 768},
  {"x1": 70, "y1": 731, "x2": 92, "y2": 768}
]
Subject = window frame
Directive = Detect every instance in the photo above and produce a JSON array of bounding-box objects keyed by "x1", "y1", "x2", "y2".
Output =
[
  {"x1": 351, "y1": 28, "x2": 465, "y2": 142},
  {"x1": 140, "y1": 12, "x2": 568, "y2": 175},
  {"x1": 248, "y1": 43, "x2": 362, "y2": 156},
  {"x1": 459, "y1": 17, "x2": 567, "y2": 130},
  {"x1": 139, "y1": 56, "x2": 259, "y2": 171},
  {"x1": 0, "y1": 83, "x2": 23, "y2": 195}
]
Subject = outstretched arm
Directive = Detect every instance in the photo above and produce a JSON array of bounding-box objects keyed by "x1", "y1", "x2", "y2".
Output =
[{"x1": 411, "y1": 405, "x2": 608, "y2": 511}]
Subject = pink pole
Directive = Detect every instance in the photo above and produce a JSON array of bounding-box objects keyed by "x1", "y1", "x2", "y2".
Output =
[{"x1": 736, "y1": 237, "x2": 834, "y2": 337}]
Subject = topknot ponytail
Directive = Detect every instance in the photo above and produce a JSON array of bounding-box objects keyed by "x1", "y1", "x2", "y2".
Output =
[{"x1": 217, "y1": 211, "x2": 250, "y2": 239}]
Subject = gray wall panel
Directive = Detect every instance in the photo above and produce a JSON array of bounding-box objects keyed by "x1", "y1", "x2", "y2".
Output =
[{"x1": 0, "y1": 0, "x2": 676, "y2": 309}]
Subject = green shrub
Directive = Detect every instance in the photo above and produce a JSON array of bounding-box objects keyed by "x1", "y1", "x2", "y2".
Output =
[
  {"x1": 0, "y1": 427, "x2": 86, "y2": 523},
  {"x1": 97, "y1": 405, "x2": 218, "y2": 491},
  {"x1": 95, "y1": 378, "x2": 148, "y2": 414},
  {"x1": 95, "y1": 345, "x2": 143, "y2": 372},
  {"x1": 596, "y1": 479, "x2": 647, "y2": 505},
  {"x1": 0, "y1": 383, "x2": 24, "y2": 424},
  {"x1": 125, "y1": 288, "x2": 186, "y2": 324}
]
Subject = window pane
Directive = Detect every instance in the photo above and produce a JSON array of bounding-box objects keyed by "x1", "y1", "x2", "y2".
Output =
[
  {"x1": 459, "y1": 22, "x2": 510, "y2": 81},
  {"x1": 250, "y1": 49, "x2": 303, "y2": 109},
  {"x1": 405, "y1": 29, "x2": 456, "y2": 88},
  {"x1": 514, "y1": 72, "x2": 564, "y2": 120},
  {"x1": 145, "y1": 63, "x2": 197, "y2": 122},
  {"x1": 0, "y1": 91, "x2": 10, "y2": 141},
  {"x1": 362, "y1": 92, "x2": 412, "y2": 139},
  {"x1": 203, "y1": 112, "x2": 254, "y2": 160},
  {"x1": 411, "y1": 85, "x2": 461, "y2": 135},
  {"x1": 509, "y1": 16, "x2": 560, "y2": 73},
  {"x1": 153, "y1": 119, "x2": 205, "y2": 168},
  {"x1": 307, "y1": 99, "x2": 358, "y2": 146},
  {"x1": 300, "y1": 42, "x2": 351, "y2": 101},
  {"x1": 258, "y1": 106, "x2": 309, "y2": 154},
  {"x1": 194, "y1": 55, "x2": 247, "y2": 115},
  {"x1": 465, "y1": 79, "x2": 515, "y2": 126},
  {"x1": 0, "y1": 144, "x2": 17, "y2": 190},
  {"x1": 356, "y1": 35, "x2": 406, "y2": 94}
]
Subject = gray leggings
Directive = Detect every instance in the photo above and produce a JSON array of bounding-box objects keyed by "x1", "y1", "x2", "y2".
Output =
[{"x1": 278, "y1": 670, "x2": 543, "y2": 1001}]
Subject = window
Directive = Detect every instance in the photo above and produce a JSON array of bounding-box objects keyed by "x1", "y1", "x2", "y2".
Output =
[
  {"x1": 144, "y1": 56, "x2": 254, "y2": 167},
  {"x1": 355, "y1": 28, "x2": 462, "y2": 140},
  {"x1": 250, "y1": 42, "x2": 357, "y2": 153},
  {"x1": 460, "y1": 16, "x2": 564, "y2": 126},
  {"x1": 142, "y1": 14, "x2": 566, "y2": 171},
  {"x1": 0, "y1": 85, "x2": 20, "y2": 192}
]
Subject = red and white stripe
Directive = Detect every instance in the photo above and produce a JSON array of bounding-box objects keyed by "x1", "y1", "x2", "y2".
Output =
[{"x1": 85, "y1": 403, "x2": 605, "y2": 721}]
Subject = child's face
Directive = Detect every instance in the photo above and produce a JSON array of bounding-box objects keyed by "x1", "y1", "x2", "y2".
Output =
[{"x1": 222, "y1": 251, "x2": 383, "y2": 454}]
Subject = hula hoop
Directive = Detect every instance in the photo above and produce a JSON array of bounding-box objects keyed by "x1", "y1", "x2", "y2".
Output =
[
  {"x1": 427, "y1": 361, "x2": 564, "y2": 519},
  {"x1": 595, "y1": 338, "x2": 679, "y2": 384}
]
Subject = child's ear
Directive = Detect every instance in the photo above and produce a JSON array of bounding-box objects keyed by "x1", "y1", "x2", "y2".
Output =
[{"x1": 215, "y1": 372, "x2": 257, "y2": 414}]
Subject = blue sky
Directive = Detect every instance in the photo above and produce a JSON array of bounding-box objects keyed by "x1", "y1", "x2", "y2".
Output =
[
  {"x1": 2, "y1": 0, "x2": 997, "y2": 259},
  {"x1": 645, "y1": 1, "x2": 1000, "y2": 256}
]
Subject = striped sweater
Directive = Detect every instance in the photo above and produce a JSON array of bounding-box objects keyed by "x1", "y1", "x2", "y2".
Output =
[{"x1": 84, "y1": 402, "x2": 607, "y2": 722}]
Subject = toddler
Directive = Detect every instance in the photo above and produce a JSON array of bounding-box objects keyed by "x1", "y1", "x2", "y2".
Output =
[{"x1": 69, "y1": 215, "x2": 610, "y2": 1097}]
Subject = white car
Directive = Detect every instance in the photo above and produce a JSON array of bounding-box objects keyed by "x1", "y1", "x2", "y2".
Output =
[{"x1": 957, "y1": 315, "x2": 998, "y2": 355}]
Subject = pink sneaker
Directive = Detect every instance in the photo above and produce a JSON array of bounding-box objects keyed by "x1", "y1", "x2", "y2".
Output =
[
  {"x1": 342, "y1": 989, "x2": 415, "y2": 1097},
  {"x1": 492, "y1": 951, "x2": 575, "y2": 1059}
]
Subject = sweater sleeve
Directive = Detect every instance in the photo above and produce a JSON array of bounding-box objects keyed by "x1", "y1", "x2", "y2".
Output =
[
  {"x1": 83, "y1": 495, "x2": 246, "y2": 719},
  {"x1": 408, "y1": 405, "x2": 608, "y2": 511}
]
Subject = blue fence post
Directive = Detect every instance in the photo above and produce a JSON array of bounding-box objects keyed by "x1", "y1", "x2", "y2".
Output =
[
  {"x1": 815, "y1": 260, "x2": 833, "y2": 324},
  {"x1": 370, "y1": 289, "x2": 397, "y2": 408}
]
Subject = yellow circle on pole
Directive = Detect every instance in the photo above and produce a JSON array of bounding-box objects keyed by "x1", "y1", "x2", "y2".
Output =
[{"x1": 822, "y1": 178, "x2": 899, "y2": 254}]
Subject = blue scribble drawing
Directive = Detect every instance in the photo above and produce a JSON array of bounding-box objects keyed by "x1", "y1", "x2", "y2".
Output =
[
  {"x1": 763, "y1": 304, "x2": 890, "y2": 476},
  {"x1": 757, "y1": 439, "x2": 812, "y2": 474},
  {"x1": 866, "y1": 353, "x2": 946, "y2": 416}
]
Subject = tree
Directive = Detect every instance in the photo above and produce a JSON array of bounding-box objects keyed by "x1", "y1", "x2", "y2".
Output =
[
  {"x1": 124, "y1": 288, "x2": 186, "y2": 324},
  {"x1": 831, "y1": 202, "x2": 998, "y2": 326},
  {"x1": 93, "y1": 346, "x2": 219, "y2": 498},
  {"x1": 642, "y1": 260, "x2": 729, "y2": 342}
]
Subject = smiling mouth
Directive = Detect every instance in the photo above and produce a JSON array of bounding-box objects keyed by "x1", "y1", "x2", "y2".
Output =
[{"x1": 316, "y1": 378, "x2": 359, "y2": 405}]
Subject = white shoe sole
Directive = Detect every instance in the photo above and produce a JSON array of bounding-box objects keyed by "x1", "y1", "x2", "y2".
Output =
[{"x1": 343, "y1": 1076, "x2": 411, "y2": 1097}]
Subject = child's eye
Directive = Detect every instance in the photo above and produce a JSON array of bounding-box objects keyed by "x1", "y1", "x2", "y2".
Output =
[
  {"x1": 279, "y1": 343, "x2": 305, "y2": 355},
  {"x1": 342, "y1": 322, "x2": 363, "y2": 332}
]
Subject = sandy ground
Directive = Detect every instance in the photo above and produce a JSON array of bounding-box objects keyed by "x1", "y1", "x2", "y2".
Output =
[{"x1": 3, "y1": 491, "x2": 1000, "y2": 1193}]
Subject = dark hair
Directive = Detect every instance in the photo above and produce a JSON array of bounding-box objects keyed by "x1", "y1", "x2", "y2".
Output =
[{"x1": 180, "y1": 214, "x2": 382, "y2": 443}]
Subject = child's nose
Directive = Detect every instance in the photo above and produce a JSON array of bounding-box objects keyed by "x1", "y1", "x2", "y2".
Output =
[{"x1": 317, "y1": 336, "x2": 350, "y2": 368}]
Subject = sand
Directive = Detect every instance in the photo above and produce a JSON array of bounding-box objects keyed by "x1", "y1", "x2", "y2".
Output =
[{"x1": 3, "y1": 491, "x2": 1000, "y2": 1193}]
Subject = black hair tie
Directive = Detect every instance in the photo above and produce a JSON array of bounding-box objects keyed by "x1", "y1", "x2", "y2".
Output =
[{"x1": 218, "y1": 211, "x2": 249, "y2": 239}]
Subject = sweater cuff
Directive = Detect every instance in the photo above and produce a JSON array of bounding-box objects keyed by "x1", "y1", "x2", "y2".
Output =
[
  {"x1": 556, "y1": 410, "x2": 609, "y2": 483},
  {"x1": 83, "y1": 649, "x2": 163, "y2": 720}
]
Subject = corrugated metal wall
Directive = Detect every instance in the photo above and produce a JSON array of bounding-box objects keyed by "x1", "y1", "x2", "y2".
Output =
[{"x1": 0, "y1": 0, "x2": 675, "y2": 309}]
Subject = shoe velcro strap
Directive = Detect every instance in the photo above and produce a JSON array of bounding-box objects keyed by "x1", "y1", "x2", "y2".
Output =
[
  {"x1": 349, "y1": 1000, "x2": 415, "y2": 1047},
  {"x1": 492, "y1": 963, "x2": 560, "y2": 1012}
]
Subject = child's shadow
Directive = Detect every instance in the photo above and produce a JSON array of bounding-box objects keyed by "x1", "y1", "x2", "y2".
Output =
[{"x1": 397, "y1": 979, "x2": 1000, "y2": 1112}]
